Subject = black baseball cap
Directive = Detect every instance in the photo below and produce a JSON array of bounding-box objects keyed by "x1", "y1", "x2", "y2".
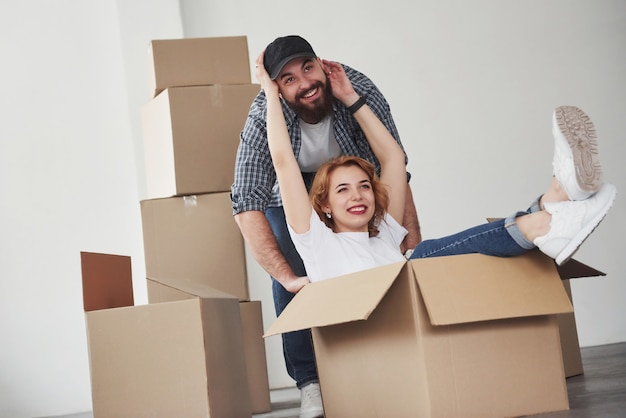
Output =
[{"x1": 263, "y1": 35, "x2": 317, "y2": 80}]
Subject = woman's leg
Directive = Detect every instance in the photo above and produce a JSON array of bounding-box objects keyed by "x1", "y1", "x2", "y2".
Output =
[
  {"x1": 409, "y1": 182, "x2": 615, "y2": 264},
  {"x1": 409, "y1": 106, "x2": 614, "y2": 263},
  {"x1": 408, "y1": 213, "x2": 534, "y2": 259}
]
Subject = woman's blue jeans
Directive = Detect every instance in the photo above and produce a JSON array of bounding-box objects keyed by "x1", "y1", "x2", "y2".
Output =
[
  {"x1": 409, "y1": 199, "x2": 540, "y2": 259},
  {"x1": 266, "y1": 206, "x2": 319, "y2": 389}
]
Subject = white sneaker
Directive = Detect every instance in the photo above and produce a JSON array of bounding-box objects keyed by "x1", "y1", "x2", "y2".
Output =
[
  {"x1": 299, "y1": 382, "x2": 324, "y2": 418},
  {"x1": 534, "y1": 183, "x2": 616, "y2": 265},
  {"x1": 552, "y1": 106, "x2": 603, "y2": 200}
]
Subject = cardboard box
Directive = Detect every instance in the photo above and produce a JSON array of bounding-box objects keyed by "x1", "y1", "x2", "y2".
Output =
[
  {"x1": 148, "y1": 277, "x2": 272, "y2": 414},
  {"x1": 81, "y1": 252, "x2": 251, "y2": 417},
  {"x1": 140, "y1": 192, "x2": 250, "y2": 301},
  {"x1": 239, "y1": 301, "x2": 273, "y2": 414},
  {"x1": 558, "y1": 279, "x2": 584, "y2": 377},
  {"x1": 142, "y1": 84, "x2": 260, "y2": 199},
  {"x1": 555, "y1": 260, "x2": 605, "y2": 377},
  {"x1": 148, "y1": 36, "x2": 251, "y2": 97},
  {"x1": 266, "y1": 251, "x2": 597, "y2": 418}
]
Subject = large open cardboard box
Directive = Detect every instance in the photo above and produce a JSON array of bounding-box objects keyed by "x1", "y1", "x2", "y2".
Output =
[
  {"x1": 142, "y1": 84, "x2": 260, "y2": 199},
  {"x1": 266, "y1": 251, "x2": 602, "y2": 418},
  {"x1": 81, "y1": 252, "x2": 252, "y2": 417},
  {"x1": 148, "y1": 36, "x2": 251, "y2": 97}
]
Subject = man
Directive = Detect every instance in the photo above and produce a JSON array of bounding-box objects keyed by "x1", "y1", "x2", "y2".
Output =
[{"x1": 230, "y1": 35, "x2": 421, "y2": 418}]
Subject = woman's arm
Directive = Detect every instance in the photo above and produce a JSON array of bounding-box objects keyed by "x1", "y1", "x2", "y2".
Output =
[
  {"x1": 323, "y1": 60, "x2": 407, "y2": 224},
  {"x1": 256, "y1": 52, "x2": 312, "y2": 234}
]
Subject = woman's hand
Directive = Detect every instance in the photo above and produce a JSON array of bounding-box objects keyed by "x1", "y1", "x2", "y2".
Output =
[
  {"x1": 322, "y1": 59, "x2": 359, "y2": 107},
  {"x1": 255, "y1": 51, "x2": 280, "y2": 99}
]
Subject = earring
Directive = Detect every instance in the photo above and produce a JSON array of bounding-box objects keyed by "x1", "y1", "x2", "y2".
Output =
[{"x1": 325, "y1": 212, "x2": 332, "y2": 219}]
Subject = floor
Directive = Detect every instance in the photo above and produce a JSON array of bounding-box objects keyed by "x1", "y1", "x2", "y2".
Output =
[
  {"x1": 526, "y1": 342, "x2": 626, "y2": 418},
  {"x1": 52, "y1": 342, "x2": 625, "y2": 418}
]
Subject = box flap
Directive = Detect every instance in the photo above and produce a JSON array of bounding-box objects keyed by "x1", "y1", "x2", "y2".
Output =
[
  {"x1": 556, "y1": 258, "x2": 605, "y2": 279},
  {"x1": 80, "y1": 252, "x2": 134, "y2": 312},
  {"x1": 264, "y1": 262, "x2": 406, "y2": 337},
  {"x1": 146, "y1": 276, "x2": 238, "y2": 300},
  {"x1": 411, "y1": 251, "x2": 574, "y2": 326}
]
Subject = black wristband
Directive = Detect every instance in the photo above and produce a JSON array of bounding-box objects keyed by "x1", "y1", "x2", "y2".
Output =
[{"x1": 348, "y1": 96, "x2": 366, "y2": 114}]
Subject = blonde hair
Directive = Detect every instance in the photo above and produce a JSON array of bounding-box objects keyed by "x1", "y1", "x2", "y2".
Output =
[{"x1": 310, "y1": 155, "x2": 389, "y2": 237}]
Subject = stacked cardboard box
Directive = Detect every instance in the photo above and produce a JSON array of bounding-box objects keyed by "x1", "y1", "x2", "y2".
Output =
[{"x1": 82, "y1": 36, "x2": 271, "y2": 416}]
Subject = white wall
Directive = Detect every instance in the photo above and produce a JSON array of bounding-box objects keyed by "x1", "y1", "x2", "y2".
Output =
[
  {"x1": 0, "y1": 1, "x2": 182, "y2": 417},
  {"x1": 180, "y1": 0, "x2": 626, "y2": 391},
  {"x1": 0, "y1": 0, "x2": 624, "y2": 416}
]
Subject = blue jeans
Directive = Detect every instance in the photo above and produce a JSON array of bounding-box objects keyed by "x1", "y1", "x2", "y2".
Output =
[
  {"x1": 409, "y1": 199, "x2": 540, "y2": 259},
  {"x1": 266, "y1": 206, "x2": 318, "y2": 389}
]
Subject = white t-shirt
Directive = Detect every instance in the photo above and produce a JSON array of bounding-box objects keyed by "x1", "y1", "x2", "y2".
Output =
[
  {"x1": 298, "y1": 115, "x2": 341, "y2": 172},
  {"x1": 288, "y1": 211, "x2": 408, "y2": 282}
]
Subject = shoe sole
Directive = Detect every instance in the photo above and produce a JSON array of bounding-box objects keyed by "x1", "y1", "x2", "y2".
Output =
[
  {"x1": 553, "y1": 106, "x2": 603, "y2": 198},
  {"x1": 555, "y1": 184, "x2": 616, "y2": 265}
]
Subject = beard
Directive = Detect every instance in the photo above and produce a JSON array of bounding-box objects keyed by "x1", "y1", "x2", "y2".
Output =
[{"x1": 284, "y1": 77, "x2": 334, "y2": 124}]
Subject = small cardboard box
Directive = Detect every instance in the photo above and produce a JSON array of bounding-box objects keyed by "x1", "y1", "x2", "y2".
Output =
[
  {"x1": 81, "y1": 252, "x2": 252, "y2": 417},
  {"x1": 147, "y1": 276, "x2": 272, "y2": 414},
  {"x1": 148, "y1": 36, "x2": 251, "y2": 97},
  {"x1": 140, "y1": 192, "x2": 249, "y2": 301},
  {"x1": 266, "y1": 251, "x2": 598, "y2": 418},
  {"x1": 142, "y1": 84, "x2": 260, "y2": 199}
]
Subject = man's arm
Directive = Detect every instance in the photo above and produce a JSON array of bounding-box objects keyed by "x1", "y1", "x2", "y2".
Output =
[
  {"x1": 234, "y1": 210, "x2": 309, "y2": 293},
  {"x1": 401, "y1": 184, "x2": 422, "y2": 253}
]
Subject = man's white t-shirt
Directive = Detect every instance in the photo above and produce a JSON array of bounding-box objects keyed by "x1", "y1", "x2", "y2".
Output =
[
  {"x1": 288, "y1": 211, "x2": 408, "y2": 282},
  {"x1": 298, "y1": 115, "x2": 341, "y2": 172}
]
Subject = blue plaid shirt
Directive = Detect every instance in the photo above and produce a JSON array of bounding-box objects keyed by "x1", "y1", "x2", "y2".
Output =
[{"x1": 230, "y1": 64, "x2": 408, "y2": 215}]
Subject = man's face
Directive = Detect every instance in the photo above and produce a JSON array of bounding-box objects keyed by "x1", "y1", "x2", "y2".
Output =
[{"x1": 275, "y1": 57, "x2": 334, "y2": 124}]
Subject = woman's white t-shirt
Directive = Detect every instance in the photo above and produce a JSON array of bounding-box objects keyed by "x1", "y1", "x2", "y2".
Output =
[{"x1": 288, "y1": 211, "x2": 408, "y2": 282}]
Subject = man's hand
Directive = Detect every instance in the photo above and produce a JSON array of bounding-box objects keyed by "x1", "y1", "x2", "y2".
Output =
[
  {"x1": 255, "y1": 50, "x2": 280, "y2": 98},
  {"x1": 235, "y1": 211, "x2": 311, "y2": 293},
  {"x1": 321, "y1": 59, "x2": 360, "y2": 107},
  {"x1": 283, "y1": 276, "x2": 311, "y2": 294}
]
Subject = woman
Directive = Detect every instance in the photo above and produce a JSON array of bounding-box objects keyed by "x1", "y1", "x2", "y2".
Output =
[{"x1": 257, "y1": 52, "x2": 616, "y2": 283}]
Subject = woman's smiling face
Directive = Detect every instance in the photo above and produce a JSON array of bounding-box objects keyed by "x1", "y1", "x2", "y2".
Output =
[{"x1": 322, "y1": 165, "x2": 376, "y2": 233}]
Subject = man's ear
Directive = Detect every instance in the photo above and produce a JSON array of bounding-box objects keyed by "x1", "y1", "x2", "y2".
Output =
[{"x1": 317, "y1": 57, "x2": 328, "y2": 73}]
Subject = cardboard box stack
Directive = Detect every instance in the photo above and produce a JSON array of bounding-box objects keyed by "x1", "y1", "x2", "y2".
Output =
[
  {"x1": 140, "y1": 35, "x2": 269, "y2": 415},
  {"x1": 81, "y1": 36, "x2": 270, "y2": 417}
]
